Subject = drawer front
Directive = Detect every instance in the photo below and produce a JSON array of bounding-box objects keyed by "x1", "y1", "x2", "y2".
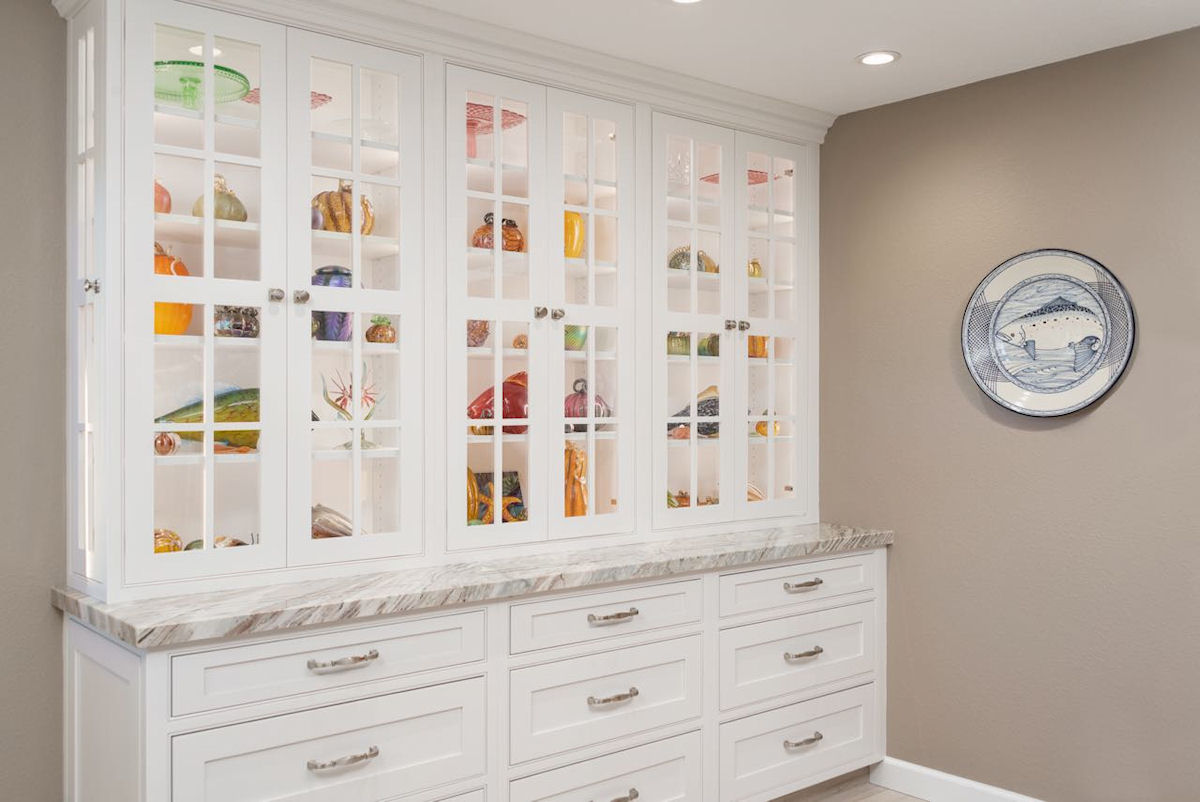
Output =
[
  {"x1": 172, "y1": 610, "x2": 486, "y2": 716},
  {"x1": 509, "y1": 636, "x2": 702, "y2": 764},
  {"x1": 719, "y1": 554, "x2": 876, "y2": 618},
  {"x1": 510, "y1": 731, "x2": 702, "y2": 801},
  {"x1": 720, "y1": 684, "x2": 878, "y2": 801},
  {"x1": 720, "y1": 602, "x2": 875, "y2": 710},
  {"x1": 172, "y1": 677, "x2": 486, "y2": 801},
  {"x1": 509, "y1": 580, "x2": 702, "y2": 654}
]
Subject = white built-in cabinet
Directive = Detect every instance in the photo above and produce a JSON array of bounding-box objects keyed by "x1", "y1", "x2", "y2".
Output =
[
  {"x1": 63, "y1": 0, "x2": 820, "y2": 602},
  {"x1": 58, "y1": 4, "x2": 873, "y2": 801}
]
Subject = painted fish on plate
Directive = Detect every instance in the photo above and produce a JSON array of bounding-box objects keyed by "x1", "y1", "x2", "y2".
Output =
[{"x1": 962, "y1": 249, "x2": 1134, "y2": 416}]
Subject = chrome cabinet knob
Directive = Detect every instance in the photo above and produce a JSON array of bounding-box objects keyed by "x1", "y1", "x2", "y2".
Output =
[
  {"x1": 268, "y1": 288, "x2": 285, "y2": 302},
  {"x1": 724, "y1": 319, "x2": 737, "y2": 330},
  {"x1": 738, "y1": 320, "x2": 751, "y2": 331},
  {"x1": 550, "y1": 308, "x2": 566, "y2": 320},
  {"x1": 294, "y1": 289, "x2": 311, "y2": 304},
  {"x1": 533, "y1": 306, "x2": 549, "y2": 319}
]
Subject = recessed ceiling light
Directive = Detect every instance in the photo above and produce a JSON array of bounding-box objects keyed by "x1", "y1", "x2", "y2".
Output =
[
  {"x1": 857, "y1": 51, "x2": 899, "y2": 66},
  {"x1": 188, "y1": 45, "x2": 223, "y2": 57}
]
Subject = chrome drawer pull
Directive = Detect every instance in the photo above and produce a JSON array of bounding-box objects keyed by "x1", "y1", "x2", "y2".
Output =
[
  {"x1": 306, "y1": 745, "x2": 379, "y2": 772},
  {"x1": 784, "y1": 645, "x2": 824, "y2": 661},
  {"x1": 783, "y1": 732, "x2": 823, "y2": 749},
  {"x1": 306, "y1": 648, "x2": 380, "y2": 672},
  {"x1": 587, "y1": 607, "x2": 639, "y2": 626},
  {"x1": 588, "y1": 686, "x2": 639, "y2": 707},
  {"x1": 783, "y1": 578, "x2": 823, "y2": 592},
  {"x1": 594, "y1": 789, "x2": 639, "y2": 802}
]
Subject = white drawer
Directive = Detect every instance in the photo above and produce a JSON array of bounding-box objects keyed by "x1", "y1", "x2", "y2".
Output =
[
  {"x1": 719, "y1": 684, "x2": 879, "y2": 801},
  {"x1": 509, "y1": 580, "x2": 702, "y2": 654},
  {"x1": 171, "y1": 677, "x2": 486, "y2": 801},
  {"x1": 719, "y1": 554, "x2": 876, "y2": 618},
  {"x1": 171, "y1": 610, "x2": 486, "y2": 716},
  {"x1": 719, "y1": 602, "x2": 876, "y2": 710},
  {"x1": 510, "y1": 731, "x2": 703, "y2": 801},
  {"x1": 509, "y1": 635, "x2": 702, "y2": 764}
]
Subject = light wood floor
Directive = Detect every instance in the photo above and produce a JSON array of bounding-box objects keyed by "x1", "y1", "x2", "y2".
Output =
[{"x1": 774, "y1": 768, "x2": 923, "y2": 802}]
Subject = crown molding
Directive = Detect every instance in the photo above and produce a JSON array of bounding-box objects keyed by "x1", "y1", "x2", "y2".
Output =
[
  {"x1": 185, "y1": 0, "x2": 836, "y2": 143},
  {"x1": 52, "y1": 0, "x2": 90, "y2": 19}
]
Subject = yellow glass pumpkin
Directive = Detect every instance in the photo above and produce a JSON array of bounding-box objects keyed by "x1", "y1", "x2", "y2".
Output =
[{"x1": 564, "y1": 211, "x2": 585, "y2": 259}]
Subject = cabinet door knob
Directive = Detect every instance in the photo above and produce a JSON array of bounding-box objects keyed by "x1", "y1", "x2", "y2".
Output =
[
  {"x1": 738, "y1": 320, "x2": 750, "y2": 331},
  {"x1": 550, "y1": 308, "x2": 566, "y2": 320},
  {"x1": 724, "y1": 319, "x2": 737, "y2": 330},
  {"x1": 268, "y1": 288, "x2": 285, "y2": 302},
  {"x1": 534, "y1": 306, "x2": 549, "y2": 319},
  {"x1": 294, "y1": 289, "x2": 311, "y2": 304},
  {"x1": 82, "y1": 278, "x2": 101, "y2": 295},
  {"x1": 783, "y1": 731, "x2": 823, "y2": 749}
]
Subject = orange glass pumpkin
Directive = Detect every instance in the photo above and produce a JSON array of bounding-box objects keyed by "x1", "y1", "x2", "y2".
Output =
[{"x1": 154, "y1": 242, "x2": 193, "y2": 335}]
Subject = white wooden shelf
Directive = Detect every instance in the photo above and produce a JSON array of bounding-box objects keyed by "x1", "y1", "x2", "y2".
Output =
[
  {"x1": 155, "y1": 213, "x2": 261, "y2": 248},
  {"x1": 311, "y1": 229, "x2": 400, "y2": 260}
]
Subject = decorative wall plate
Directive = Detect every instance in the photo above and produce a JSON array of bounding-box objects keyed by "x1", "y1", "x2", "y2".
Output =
[{"x1": 962, "y1": 249, "x2": 1134, "y2": 416}]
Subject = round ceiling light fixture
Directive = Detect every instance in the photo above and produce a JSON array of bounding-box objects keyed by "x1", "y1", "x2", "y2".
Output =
[{"x1": 857, "y1": 51, "x2": 900, "y2": 66}]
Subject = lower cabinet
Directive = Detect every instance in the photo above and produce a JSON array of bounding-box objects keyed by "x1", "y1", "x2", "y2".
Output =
[
  {"x1": 719, "y1": 684, "x2": 879, "y2": 802},
  {"x1": 510, "y1": 731, "x2": 704, "y2": 801},
  {"x1": 64, "y1": 549, "x2": 886, "y2": 802},
  {"x1": 171, "y1": 677, "x2": 487, "y2": 801}
]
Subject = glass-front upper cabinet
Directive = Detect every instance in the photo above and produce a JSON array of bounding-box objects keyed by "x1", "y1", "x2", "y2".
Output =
[
  {"x1": 736, "y1": 132, "x2": 812, "y2": 520},
  {"x1": 124, "y1": 0, "x2": 288, "y2": 584},
  {"x1": 653, "y1": 113, "x2": 737, "y2": 528},
  {"x1": 447, "y1": 67, "x2": 634, "y2": 549},
  {"x1": 447, "y1": 67, "x2": 547, "y2": 549},
  {"x1": 653, "y1": 115, "x2": 813, "y2": 528},
  {"x1": 286, "y1": 30, "x2": 423, "y2": 565},
  {"x1": 546, "y1": 89, "x2": 635, "y2": 540}
]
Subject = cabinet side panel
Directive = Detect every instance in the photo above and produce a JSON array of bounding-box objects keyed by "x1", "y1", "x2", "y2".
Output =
[{"x1": 65, "y1": 621, "x2": 143, "y2": 802}]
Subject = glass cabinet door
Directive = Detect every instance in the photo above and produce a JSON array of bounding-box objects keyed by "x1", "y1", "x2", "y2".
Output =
[
  {"x1": 124, "y1": 1, "x2": 287, "y2": 583},
  {"x1": 287, "y1": 31, "x2": 423, "y2": 564},
  {"x1": 447, "y1": 67, "x2": 547, "y2": 549},
  {"x1": 547, "y1": 90, "x2": 635, "y2": 538},
  {"x1": 737, "y1": 134, "x2": 810, "y2": 518},
  {"x1": 653, "y1": 113, "x2": 737, "y2": 527}
]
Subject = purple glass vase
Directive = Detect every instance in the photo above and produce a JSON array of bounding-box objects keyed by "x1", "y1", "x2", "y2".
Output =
[{"x1": 311, "y1": 266, "x2": 352, "y2": 341}]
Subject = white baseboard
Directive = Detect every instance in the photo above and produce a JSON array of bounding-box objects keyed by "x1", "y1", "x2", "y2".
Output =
[{"x1": 870, "y1": 757, "x2": 1045, "y2": 802}]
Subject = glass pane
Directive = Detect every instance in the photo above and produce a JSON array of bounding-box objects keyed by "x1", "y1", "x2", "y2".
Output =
[
  {"x1": 154, "y1": 154, "x2": 205, "y2": 278},
  {"x1": 154, "y1": 25, "x2": 206, "y2": 133},
  {"x1": 155, "y1": 459, "x2": 205, "y2": 554},
  {"x1": 360, "y1": 67, "x2": 399, "y2": 147},
  {"x1": 594, "y1": 118, "x2": 617, "y2": 189},
  {"x1": 361, "y1": 427, "x2": 401, "y2": 535},
  {"x1": 311, "y1": 58, "x2": 352, "y2": 172},
  {"x1": 363, "y1": 182, "x2": 400, "y2": 290},
  {"x1": 311, "y1": 176, "x2": 353, "y2": 284},
  {"x1": 501, "y1": 201, "x2": 530, "y2": 300},
  {"x1": 497, "y1": 442, "x2": 529, "y2": 525},
  {"x1": 465, "y1": 91, "x2": 495, "y2": 162},
  {"x1": 312, "y1": 427, "x2": 353, "y2": 539},
  {"x1": 212, "y1": 162, "x2": 259, "y2": 281},
  {"x1": 213, "y1": 36, "x2": 260, "y2": 159},
  {"x1": 214, "y1": 443, "x2": 260, "y2": 549}
]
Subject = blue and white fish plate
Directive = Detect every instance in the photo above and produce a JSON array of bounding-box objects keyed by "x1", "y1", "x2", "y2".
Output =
[{"x1": 962, "y1": 249, "x2": 1134, "y2": 417}]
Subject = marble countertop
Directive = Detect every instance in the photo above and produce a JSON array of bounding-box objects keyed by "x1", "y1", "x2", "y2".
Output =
[{"x1": 52, "y1": 522, "x2": 892, "y2": 650}]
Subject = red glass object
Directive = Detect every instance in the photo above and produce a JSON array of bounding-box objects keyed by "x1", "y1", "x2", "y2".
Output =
[{"x1": 467, "y1": 370, "x2": 529, "y2": 434}]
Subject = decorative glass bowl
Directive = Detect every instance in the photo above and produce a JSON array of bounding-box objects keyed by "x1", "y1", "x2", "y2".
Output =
[{"x1": 154, "y1": 60, "x2": 250, "y2": 110}]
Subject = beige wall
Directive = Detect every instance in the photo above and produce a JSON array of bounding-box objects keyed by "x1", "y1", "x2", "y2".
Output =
[
  {"x1": 0, "y1": 0, "x2": 66, "y2": 799},
  {"x1": 821, "y1": 26, "x2": 1200, "y2": 802}
]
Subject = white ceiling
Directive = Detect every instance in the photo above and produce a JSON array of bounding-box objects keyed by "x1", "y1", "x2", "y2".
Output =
[{"x1": 404, "y1": 0, "x2": 1200, "y2": 115}]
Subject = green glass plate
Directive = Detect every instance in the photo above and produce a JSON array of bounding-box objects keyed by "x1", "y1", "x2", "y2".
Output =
[{"x1": 154, "y1": 60, "x2": 250, "y2": 109}]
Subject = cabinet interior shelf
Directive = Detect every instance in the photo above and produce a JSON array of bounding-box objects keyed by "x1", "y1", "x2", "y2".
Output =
[
  {"x1": 154, "y1": 451, "x2": 260, "y2": 465},
  {"x1": 311, "y1": 229, "x2": 400, "y2": 261},
  {"x1": 666, "y1": 436, "x2": 720, "y2": 448},
  {"x1": 312, "y1": 341, "x2": 401, "y2": 355},
  {"x1": 467, "y1": 433, "x2": 528, "y2": 444},
  {"x1": 155, "y1": 334, "x2": 260, "y2": 349},
  {"x1": 311, "y1": 446, "x2": 401, "y2": 461},
  {"x1": 155, "y1": 213, "x2": 260, "y2": 248},
  {"x1": 466, "y1": 347, "x2": 616, "y2": 361}
]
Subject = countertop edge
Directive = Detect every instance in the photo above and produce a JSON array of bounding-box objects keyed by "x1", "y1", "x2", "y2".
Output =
[{"x1": 53, "y1": 523, "x2": 893, "y2": 649}]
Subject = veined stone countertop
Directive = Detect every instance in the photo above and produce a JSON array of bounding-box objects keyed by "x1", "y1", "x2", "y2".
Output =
[{"x1": 52, "y1": 522, "x2": 892, "y2": 649}]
